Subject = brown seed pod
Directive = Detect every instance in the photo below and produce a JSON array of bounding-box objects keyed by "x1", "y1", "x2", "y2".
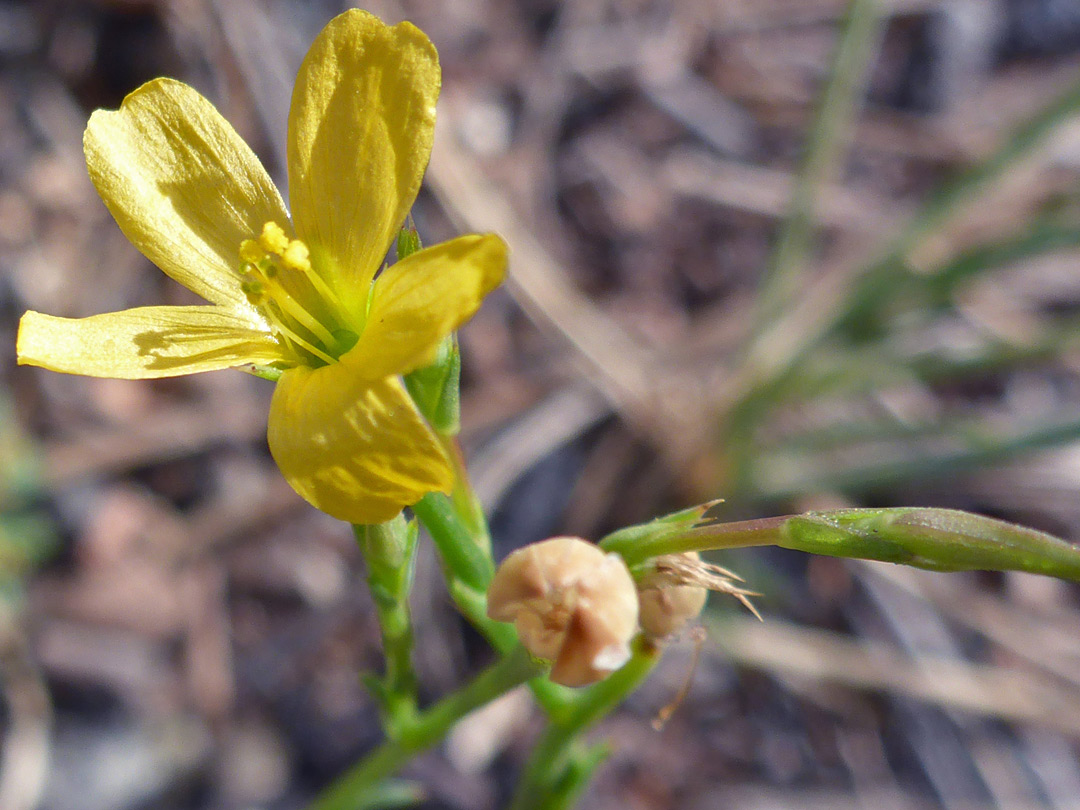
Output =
[
  {"x1": 486, "y1": 537, "x2": 639, "y2": 687},
  {"x1": 637, "y1": 552, "x2": 709, "y2": 639},
  {"x1": 636, "y1": 552, "x2": 759, "y2": 640}
]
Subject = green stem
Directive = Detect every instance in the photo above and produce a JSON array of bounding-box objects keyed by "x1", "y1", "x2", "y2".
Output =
[
  {"x1": 602, "y1": 516, "x2": 786, "y2": 566},
  {"x1": 354, "y1": 518, "x2": 419, "y2": 736},
  {"x1": 412, "y1": 492, "x2": 493, "y2": 593},
  {"x1": 754, "y1": 0, "x2": 883, "y2": 331},
  {"x1": 308, "y1": 646, "x2": 547, "y2": 810},
  {"x1": 412, "y1": 493, "x2": 576, "y2": 716},
  {"x1": 540, "y1": 742, "x2": 611, "y2": 810},
  {"x1": 507, "y1": 639, "x2": 659, "y2": 810}
]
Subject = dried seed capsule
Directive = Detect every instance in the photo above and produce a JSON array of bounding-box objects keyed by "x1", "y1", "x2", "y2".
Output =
[
  {"x1": 487, "y1": 537, "x2": 639, "y2": 687},
  {"x1": 636, "y1": 552, "x2": 760, "y2": 640},
  {"x1": 637, "y1": 553, "x2": 709, "y2": 639}
]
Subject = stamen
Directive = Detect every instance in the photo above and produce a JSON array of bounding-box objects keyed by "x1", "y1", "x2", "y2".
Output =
[
  {"x1": 238, "y1": 221, "x2": 353, "y2": 365},
  {"x1": 259, "y1": 222, "x2": 290, "y2": 255},
  {"x1": 268, "y1": 311, "x2": 337, "y2": 366},
  {"x1": 262, "y1": 275, "x2": 339, "y2": 349},
  {"x1": 279, "y1": 238, "x2": 349, "y2": 327},
  {"x1": 281, "y1": 241, "x2": 311, "y2": 272}
]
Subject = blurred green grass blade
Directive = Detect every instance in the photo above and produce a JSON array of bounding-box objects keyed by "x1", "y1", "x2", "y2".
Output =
[
  {"x1": 748, "y1": 73, "x2": 1080, "y2": 393},
  {"x1": 837, "y1": 77, "x2": 1080, "y2": 334},
  {"x1": 759, "y1": 417, "x2": 948, "y2": 454},
  {"x1": 0, "y1": 394, "x2": 57, "y2": 604},
  {"x1": 891, "y1": 84, "x2": 1080, "y2": 260},
  {"x1": 0, "y1": 515, "x2": 58, "y2": 575},
  {"x1": 749, "y1": 414, "x2": 1080, "y2": 501},
  {"x1": 755, "y1": 0, "x2": 883, "y2": 329},
  {"x1": 779, "y1": 315, "x2": 1080, "y2": 400},
  {"x1": 833, "y1": 220, "x2": 1080, "y2": 332},
  {"x1": 901, "y1": 322, "x2": 1080, "y2": 380},
  {"x1": 0, "y1": 397, "x2": 45, "y2": 507},
  {"x1": 781, "y1": 508, "x2": 1080, "y2": 580},
  {"x1": 918, "y1": 221, "x2": 1080, "y2": 307}
]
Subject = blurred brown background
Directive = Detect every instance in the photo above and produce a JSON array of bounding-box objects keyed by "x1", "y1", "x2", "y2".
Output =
[{"x1": 4, "y1": 0, "x2": 1080, "y2": 808}]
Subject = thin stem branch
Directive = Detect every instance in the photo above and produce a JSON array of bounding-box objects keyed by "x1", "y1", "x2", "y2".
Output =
[
  {"x1": 412, "y1": 492, "x2": 493, "y2": 593},
  {"x1": 507, "y1": 639, "x2": 659, "y2": 810},
  {"x1": 602, "y1": 517, "x2": 787, "y2": 566},
  {"x1": 412, "y1": 492, "x2": 576, "y2": 716},
  {"x1": 308, "y1": 646, "x2": 546, "y2": 810}
]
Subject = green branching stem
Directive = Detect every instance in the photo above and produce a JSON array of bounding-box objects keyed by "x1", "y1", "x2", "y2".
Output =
[
  {"x1": 411, "y1": 490, "x2": 576, "y2": 715},
  {"x1": 308, "y1": 646, "x2": 547, "y2": 810},
  {"x1": 507, "y1": 638, "x2": 660, "y2": 810}
]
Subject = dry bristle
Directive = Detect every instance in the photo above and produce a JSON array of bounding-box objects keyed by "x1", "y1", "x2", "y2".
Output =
[
  {"x1": 652, "y1": 627, "x2": 708, "y2": 731},
  {"x1": 650, "y1": 556, "x2": 762, "y2": 620}
]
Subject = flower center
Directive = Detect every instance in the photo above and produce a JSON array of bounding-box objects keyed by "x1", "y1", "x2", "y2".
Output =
[{"x1": 238, "y1": 222, "x2": 355, "y2": 366}]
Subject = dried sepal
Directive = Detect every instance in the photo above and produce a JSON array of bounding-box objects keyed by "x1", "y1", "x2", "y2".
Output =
[{"x1": 486, "y1": 536, "x2": 639, "y2": 687}]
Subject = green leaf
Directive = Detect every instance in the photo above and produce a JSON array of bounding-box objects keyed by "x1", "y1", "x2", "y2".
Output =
[
  {"x1": 781, "y1": 508, "x2": 1080, "y2": 580},
  {"x1": 598, "y1": 501, "x2": 719, "y2": 564},
  {"x1": 603, "y1": 503, "x2": 1080, "y2": 583}
]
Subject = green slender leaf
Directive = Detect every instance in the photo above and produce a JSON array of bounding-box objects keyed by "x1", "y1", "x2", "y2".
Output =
[
  {"x1": 780, "y1": 508, "x2": 1080, "y2": 580},
  {"x1": 919, "y1": 221, "x2": 1080, "y2": 306},
  {"x1": 599, "y1": 501, "x2": 719, "y2": 564},
  {"x1": 604, "y1": 504, "x2": 1080, "y2": 583}
]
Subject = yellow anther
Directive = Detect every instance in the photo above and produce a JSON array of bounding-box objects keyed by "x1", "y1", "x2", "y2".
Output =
[
  {"x1": 259, "y1": 222, "x2": 290, "y2": 256},
  {"x1": 239, "y1": 239, "x2": 264, "y2": 264},
  {"x1": 282, "y1": 240, "x2": 312, "y2": 273},
  {"x1": 234, "y1": 223, "x2": 345, "y2": 367}
]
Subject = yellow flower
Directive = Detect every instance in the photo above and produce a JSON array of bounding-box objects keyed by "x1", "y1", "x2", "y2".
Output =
[{"x1": 16, "y1": 10, "x2": 506, "y2": 524}]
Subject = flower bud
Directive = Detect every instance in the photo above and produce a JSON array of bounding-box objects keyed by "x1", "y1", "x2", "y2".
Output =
[
  {"x1": 636, "y1": 552, "x2": 709, "y2": 639},
  {"x1": 486, "y1": 537, "x2": 639, "y2": 687}
]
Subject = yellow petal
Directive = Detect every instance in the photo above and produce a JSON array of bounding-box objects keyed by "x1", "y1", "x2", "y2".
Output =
[
  {"x1": 344, "y1": 234, "x2": 507, "y2": 380},
  {"x1": 85, "y1": 78, "x2": 290, "y2": 310},
  {"x1": 287, "y1": 9, "x2": 440, "y2": 315},
  {"x1": 17, "y1": 306, "x2": 284, "y2": 379},
  {"x1": 268, "y1": 367, "x2": 452, "y2": 524}
]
